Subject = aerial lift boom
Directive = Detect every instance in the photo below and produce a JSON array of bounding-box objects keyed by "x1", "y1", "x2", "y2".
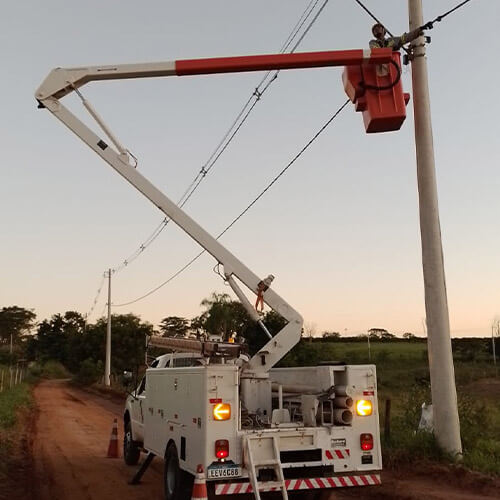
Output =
[{"x1": 36, "y1": 48, "x2": 393, "y2": 375}]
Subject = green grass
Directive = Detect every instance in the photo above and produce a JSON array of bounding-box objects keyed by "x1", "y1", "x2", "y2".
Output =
[
  {"x1": 282, "y1": 340, "x2": 499, "y2": 476},
  {"x1": 0, "y1": 380, "x2": 35, "y2": 488},
  {"x1": 0, "y1": 382, "x2": 33, "y2": 430}
]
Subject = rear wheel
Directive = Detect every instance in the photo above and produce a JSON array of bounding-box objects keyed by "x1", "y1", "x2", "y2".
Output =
[
  {"x1": 123, "y1": 420, "x2": 140, "y2": 465},
  {"x1": 164, "y1": 443, "x2": 192, "y2": 500}
]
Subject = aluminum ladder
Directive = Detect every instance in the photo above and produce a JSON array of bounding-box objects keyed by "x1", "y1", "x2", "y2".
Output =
[{"x1": 244, "y1": 434, "x2": 288, "y2": 500}]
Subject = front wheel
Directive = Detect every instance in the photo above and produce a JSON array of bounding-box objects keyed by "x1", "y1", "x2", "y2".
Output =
[{"x1": 123, "y1": 420, "x2": 141, "y2": 465}]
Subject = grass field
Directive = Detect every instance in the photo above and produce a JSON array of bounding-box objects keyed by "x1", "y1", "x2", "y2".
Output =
[
  {"x1": 280, "y1": 339, "x2": 500, "y2": 476},
  {"x1": 0, "y1": 378, "x2": 34, "y2": 487}
]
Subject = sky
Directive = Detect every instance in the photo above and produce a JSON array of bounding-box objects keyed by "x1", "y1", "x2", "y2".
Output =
[{"x1": 1, "y1": 1, "x2": 499, "y2": 338}]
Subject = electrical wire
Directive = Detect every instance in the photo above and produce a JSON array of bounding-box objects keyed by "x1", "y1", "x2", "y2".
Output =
[
  {"x1": 352, "y1": 0, "x2": 397, "y2": 38},
  {"x1": 353, "y1": 0, "x2": 474, "y2": 43},
  {"x1": 84, "y1": 273, "x2": 106, "y2": 322},
  {"x1": 352, "y1": 0, "x2": 413, "y2": 57},
  {"x1": 85, "y1": 0, "x2": 331, "y2": 312},
  {"x1": 113, "y1": 99, "x2": 349, "y2": 307},
  {"x1": 109, "y1": 0, "x2": 330, "y2": 275},
  {"x1": 424, "y1": 0, "x2": 473, "y2": 28}
]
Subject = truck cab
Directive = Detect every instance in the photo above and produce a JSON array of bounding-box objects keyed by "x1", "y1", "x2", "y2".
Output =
[{"x1": 123, "y1": 352, "x2": 204, "y2": 464}]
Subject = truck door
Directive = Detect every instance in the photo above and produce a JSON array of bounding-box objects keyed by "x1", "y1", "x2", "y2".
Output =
[{"x1": 131, "y1": 358, "x2": 168, "y2": 442}]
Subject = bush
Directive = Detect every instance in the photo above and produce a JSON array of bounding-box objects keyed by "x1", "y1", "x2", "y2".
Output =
[
  {"x1": 28, "y1": 362, "x2": 42, "y2": 378},
  {"x1": 40, "y1": 360, "x2": 69, "y2": 379},
  {"x1": 463, "y1": 439, "x2": 500, "y2": 475},
  {"x1": 73, "y1": 359, "x2": 102, "y2": 386}
]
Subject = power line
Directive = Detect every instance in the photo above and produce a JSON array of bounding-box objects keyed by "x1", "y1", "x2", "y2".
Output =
[
  {"x1": 84, "y1": 273, "x2": 106, "y2": 322},
  {"x1": 352, "y1": 0, "x2": 397, "y2": 38},
  {"x1": 353, "y1": 0, "x2": 473, "y2": 38},
  {"x1": 110, "y1": 0, "x2": 330, "y2": 275},
  {"x1": 113, "y1": 99, "x2": 349, "y2": 307}
]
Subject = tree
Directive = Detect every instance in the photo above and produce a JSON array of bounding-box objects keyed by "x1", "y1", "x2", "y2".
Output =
[
  {"x1": 159, "y1": 316, "x2": 189, "y2": 338},
  {"x1": 199, "y1": 293, "x2": 244, "y2": 339},
  {"x1": 32, "y1": 313, "x2": 73, "y2": 363},
  {"x1": 90, "y1": 314, "x2": 153, "y2": 375},
  {"x1": 243, "y1": 310, "x2": 287, "y2": 355},
  {"x1": 322, "y1": 331, "x2": 341, "y2": 340},
  {"x1": 403, "y1": 332, "x2": 417, "y2": 340},
  {"x1": 303, "y1": 321, "x2": 317, "y2": 343},
  {"x1": 196, "y1": 292, "x2": 287, "y2": 354},
  {"x1": 27, "y1": 311, "x2": 153, "y2": 378},
  {"x1": 367, "y1": 328, "x2": 395, "y2": 340},
  {"x1": 0, "y1": 306, "x2": 36, "y2": 344},
  {"x1": 190, "y1": 315, "x2": 206, "y2": 339}
]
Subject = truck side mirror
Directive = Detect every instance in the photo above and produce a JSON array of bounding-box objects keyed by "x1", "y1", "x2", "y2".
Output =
[{"x1": 122, "y1": 370, "x2": 134, "y2": 388}]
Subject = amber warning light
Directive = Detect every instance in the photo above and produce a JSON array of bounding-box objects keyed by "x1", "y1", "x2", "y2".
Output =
[
  {"x1": 356, "y1": 400, "x2": 373, "y2": 416},
  {"x1": 213, "y1": 403, "x2": 231, "y2": 421}
]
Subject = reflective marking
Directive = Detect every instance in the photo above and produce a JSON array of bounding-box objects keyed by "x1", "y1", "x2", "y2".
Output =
[{"x1": 214, "y1": 474, "x2": 381, "y2": 494}]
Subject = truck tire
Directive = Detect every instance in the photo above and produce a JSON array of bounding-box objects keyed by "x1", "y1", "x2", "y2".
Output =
[
  {"x1": 123, "y1": 420, "x2": 141, "y2": 466},
  {"x1": 164, "y1": 443, "x2": 192, "y2": 500}
]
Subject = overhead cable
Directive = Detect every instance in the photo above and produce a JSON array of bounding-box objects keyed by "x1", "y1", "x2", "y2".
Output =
[
  {"x1": 113, "y1": 99, "x2": 349, "y2": 307},
  {"x1": 353, "y1": 0, "x2": 473, "y2": 40},
  {"x1": 84, "y1": 273, "x2": 106, "y2": 322},
  {"x1": 110, "y1": 0, "x2": 330, "y2": 275},
  {"x1": 421, "y1": 0, "x2": 473, "y2": 29}
]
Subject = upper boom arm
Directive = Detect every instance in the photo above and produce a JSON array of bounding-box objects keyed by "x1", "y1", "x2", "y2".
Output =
[{"x1": 36, "y1": 48, "x2": 391, "y2": 373}]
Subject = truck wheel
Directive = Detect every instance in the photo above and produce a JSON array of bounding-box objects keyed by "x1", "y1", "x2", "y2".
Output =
[
  {"x1": 123, "y1": 420, "x2": 141, "y2": 465},
  {"x1": 164, "y1": 443, "x2": 192, "y2": 500}
]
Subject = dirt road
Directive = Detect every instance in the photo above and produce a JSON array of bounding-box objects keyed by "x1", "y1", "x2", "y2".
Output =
[
  {"x1": 33, "y1": 380, "x2": 163, "y2": 500},
  {"x1": 32, "y1": 380, "x2": 498, "y2": 500}
]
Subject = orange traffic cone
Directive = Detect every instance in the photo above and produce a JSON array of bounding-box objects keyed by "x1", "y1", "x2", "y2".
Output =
[
  {"x1": 107, "y1": 418, "x2": 119, "y2": 458},
  {"x1": 191, "y1": 464, "x2": 208, "y2": 500}
]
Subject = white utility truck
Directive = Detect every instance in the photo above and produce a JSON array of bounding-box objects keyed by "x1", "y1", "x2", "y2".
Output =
[{"x1": 36, "y1": 47, "x2": 389, "y2": 499}]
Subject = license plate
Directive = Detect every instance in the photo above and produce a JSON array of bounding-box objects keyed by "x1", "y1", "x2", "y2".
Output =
[
  {"x1": 331, "y1": 438, "x2": 346, "y2": 447},
  {"x1": 207, "y1": 464, "x2": 242, "y2": 479}
]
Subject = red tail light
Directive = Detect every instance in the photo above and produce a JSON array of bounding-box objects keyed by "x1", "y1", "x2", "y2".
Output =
[
  {"x1": 215, "y1": 439, "x2": 229, "y2": 460},
  {"x1": 360, "y1": 433, "x2": 373, "y2": 451}
]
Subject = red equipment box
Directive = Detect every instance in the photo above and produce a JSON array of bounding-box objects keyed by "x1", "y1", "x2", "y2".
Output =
[{"x1": 343, "y1": 51, "x2": 410, "y2": 133}]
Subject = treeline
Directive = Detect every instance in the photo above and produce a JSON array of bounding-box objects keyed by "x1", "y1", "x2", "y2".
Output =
[
  {"x1": 0, "y1": 296, "x2": 495, "y2": 383},
  {"x1": 0, "y1": 293, "x2": 287, "y2": 382}
]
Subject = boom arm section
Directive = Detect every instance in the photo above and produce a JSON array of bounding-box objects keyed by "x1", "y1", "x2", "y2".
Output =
[{"x1": 36, "y1": 48, "x2": 392, "y2": 374}]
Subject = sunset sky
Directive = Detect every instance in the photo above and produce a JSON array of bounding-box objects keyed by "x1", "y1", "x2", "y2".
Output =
[{"x1": 1, "y1": 1, "x2": 498, "y2": 337}]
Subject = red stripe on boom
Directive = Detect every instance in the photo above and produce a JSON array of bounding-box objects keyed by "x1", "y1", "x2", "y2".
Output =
[{"x1": 175, "y1": 49, "x2": 392, "y2": 76}]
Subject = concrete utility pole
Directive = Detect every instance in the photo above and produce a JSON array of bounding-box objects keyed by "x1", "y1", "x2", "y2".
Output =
[
  {"x1": 493, "y1": 322, "x2": 498, "y2": 376},
  {"x1": 105, "y1": 268, "x2": 112, "y2": 387},
  {"x1": 408, "y1": 0, "x2": 462, "y2": 456}
]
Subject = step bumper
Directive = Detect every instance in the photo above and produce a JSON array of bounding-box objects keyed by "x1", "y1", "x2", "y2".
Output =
[{"x1": 214, "y1": 474, "x2": 381, "y2": 494}]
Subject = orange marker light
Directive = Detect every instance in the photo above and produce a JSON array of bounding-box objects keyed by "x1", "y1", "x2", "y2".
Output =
[
  {"x1": 213, "y1": 403, "x2": 231, "y2": 421},
  {"x1": 356, "y1": 399, "x2": 372, "y2": 416}
]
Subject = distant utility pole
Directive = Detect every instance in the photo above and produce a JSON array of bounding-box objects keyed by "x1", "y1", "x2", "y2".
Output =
[
  {"x1": 367, "y1": 331, "x2": 371, "y2": 361},
  {"x1": 409, "y1": 0, "x2": 462, "y2": 456},
  {"x1": 492, "y1": 322, "x2": 498, "y2": 377},
  {"x1": 105, "y1": 268, "x2": 112, "y2": 387}
]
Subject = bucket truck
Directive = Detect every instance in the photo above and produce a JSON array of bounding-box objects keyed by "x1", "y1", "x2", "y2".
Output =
[{"x1": 36, "y1": 48, "x2": 391, "y2": 500}]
